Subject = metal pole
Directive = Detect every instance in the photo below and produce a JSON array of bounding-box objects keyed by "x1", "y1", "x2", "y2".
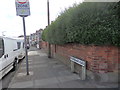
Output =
[
  {"x1": 22, "y1": 17, "x2": 29, "y2": 75},
  {"x1": 71, "y1": 61, "x2": 75, "y2": 72},
  {"x1": 47, "y1": 0, "x2": 51, "y2": 58},
  {"x1": 47, "y1": 0, "x2": 50, "y2": 25}
]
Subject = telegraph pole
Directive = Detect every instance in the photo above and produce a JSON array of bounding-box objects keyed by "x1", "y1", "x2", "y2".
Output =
[{"x1": 47, "y1": 0, "x2": 51, "y2": 58}]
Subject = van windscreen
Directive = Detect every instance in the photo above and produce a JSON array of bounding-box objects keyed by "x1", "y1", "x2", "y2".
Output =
[{"x1": 0, "y1": 38, "x2": 4, "y2": 58}]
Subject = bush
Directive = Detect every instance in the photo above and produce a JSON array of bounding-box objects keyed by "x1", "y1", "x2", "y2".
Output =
[{"x1": 42, "y1": 2, "x2": 120, "y2": 46}]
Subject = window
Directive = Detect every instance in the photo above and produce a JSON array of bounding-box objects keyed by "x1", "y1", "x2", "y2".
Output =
[
  {"x1": 17, "y1": 42, "x2": 21, "y2": 49},
  {"x1": 0, "y1": 38, "x2": 4, "y2": 58}
]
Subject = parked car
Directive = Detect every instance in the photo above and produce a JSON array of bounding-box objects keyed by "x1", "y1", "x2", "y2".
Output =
[
  {"x1": 27, "y1": 44, "x2": 30, "y2": 49},
  {"x1": 16, "y1": 38, "x2": 25, "y2": 61}
]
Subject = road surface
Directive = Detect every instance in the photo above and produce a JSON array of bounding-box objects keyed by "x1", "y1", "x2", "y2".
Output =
[{"x1": 0, "y1": 59, "x2": 23, "y2": 89}]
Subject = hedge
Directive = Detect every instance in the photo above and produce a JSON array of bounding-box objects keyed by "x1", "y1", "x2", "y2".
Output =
[{"x1": 42, "y1": 2, "x2": 120, "y2": 46}]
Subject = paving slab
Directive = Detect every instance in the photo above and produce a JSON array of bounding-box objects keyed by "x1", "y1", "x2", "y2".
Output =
[{"x1": 8, "y1": 47, "x2": 118, "y2": 88}]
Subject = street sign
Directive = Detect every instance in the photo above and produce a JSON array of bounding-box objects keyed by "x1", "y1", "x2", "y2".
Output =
[
  {"x1": 70, "y1": 56, "x2": 86, "y2": 66},
  {"x1": 70, "y1": 56, "x2": 86, "y2": 80},
  {"x1": 15, "y1": 0, "x2": 30, "y2": 75},
  {"x1": 15, "y1": 0, "x2": 30, "y2": 17}
]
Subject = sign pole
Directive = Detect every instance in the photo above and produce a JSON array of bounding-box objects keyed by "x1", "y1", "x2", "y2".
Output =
[
  {"x1": 22, "y1": 16, "x2": 29, "y2": 75},
  {"x1": 15, "y1": 0, "x2": 30, "y2": 75}
]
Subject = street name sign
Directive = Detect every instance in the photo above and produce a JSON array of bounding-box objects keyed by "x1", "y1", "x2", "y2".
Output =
[
  {"x1": 15, "y1": 0, "x2": 30, "y2": 17},
  {"x1": 70, "y1": 56, "x2": 86, "y2": 66},
  {"x1": 70, "y1": 56, "x2": 86, "y2": 80}
]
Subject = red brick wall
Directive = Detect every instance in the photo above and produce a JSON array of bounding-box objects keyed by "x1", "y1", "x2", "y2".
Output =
[
  {"x1": 41, "y1": 41, "x2": 119, "y2": 73},
  {"x1": 41, "y1": 41, "x2": 48, "y2": 50}
]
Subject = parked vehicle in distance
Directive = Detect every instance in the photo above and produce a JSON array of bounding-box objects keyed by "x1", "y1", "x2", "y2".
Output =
[
  {"x1": 16, "y1": 38, "x2": 25, "y2": 62},
  {"x1": 0, "y1": 36, "x2": 19, "y2": 79},
  {"x1": 27, "y1": 43, "x2": 30, "y2": 49}
]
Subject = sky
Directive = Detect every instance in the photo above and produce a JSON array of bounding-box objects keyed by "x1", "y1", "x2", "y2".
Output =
[
  {"x1": 0, "y1": 0, "x2": 84, "y2": 38},
  {"x1": 0, "y1": 0, "x2": 119, "y2": 38}
]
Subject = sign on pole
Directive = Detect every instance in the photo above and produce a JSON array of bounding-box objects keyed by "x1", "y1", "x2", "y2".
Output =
[
  {"x1": 15, "y1": 0, "x2": 30, "y2": 75},
  {"x1": 15, "y1": 0, "x2": 30, "y2": 17}
]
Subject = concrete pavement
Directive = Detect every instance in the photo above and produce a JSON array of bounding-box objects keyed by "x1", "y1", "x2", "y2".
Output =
[{"x1": 8, "y1": 47, "x2": 118, "y2": 88}]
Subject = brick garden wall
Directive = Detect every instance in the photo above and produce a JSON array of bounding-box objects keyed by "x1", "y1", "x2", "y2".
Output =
[
  {"x1": 41, "y1": 41, "x2": 119, "y2": 82},
  {"x1": 41, "y1": 41, "x2": 119, "y2": 74}
]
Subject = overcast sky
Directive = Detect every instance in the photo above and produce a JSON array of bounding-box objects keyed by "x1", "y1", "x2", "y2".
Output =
[
  {"x1": 0, "y1": 0, "x2": 84, "y2": 38},
  {"x1": 0, "y1": 0, "x2": 119, "y2": 38}
]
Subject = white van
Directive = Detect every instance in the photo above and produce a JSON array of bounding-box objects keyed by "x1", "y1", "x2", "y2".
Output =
[
  {"x1": 16, "y1": 38, "x2": 25, "y2": 61},
  {"x1": 0, "y1": 36, "x2": 19, "y2": 79}
]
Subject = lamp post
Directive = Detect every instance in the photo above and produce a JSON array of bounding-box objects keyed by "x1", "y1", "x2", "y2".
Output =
[{"x1": 47, "y1": 0, "x2": 51, "y2": 58}]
